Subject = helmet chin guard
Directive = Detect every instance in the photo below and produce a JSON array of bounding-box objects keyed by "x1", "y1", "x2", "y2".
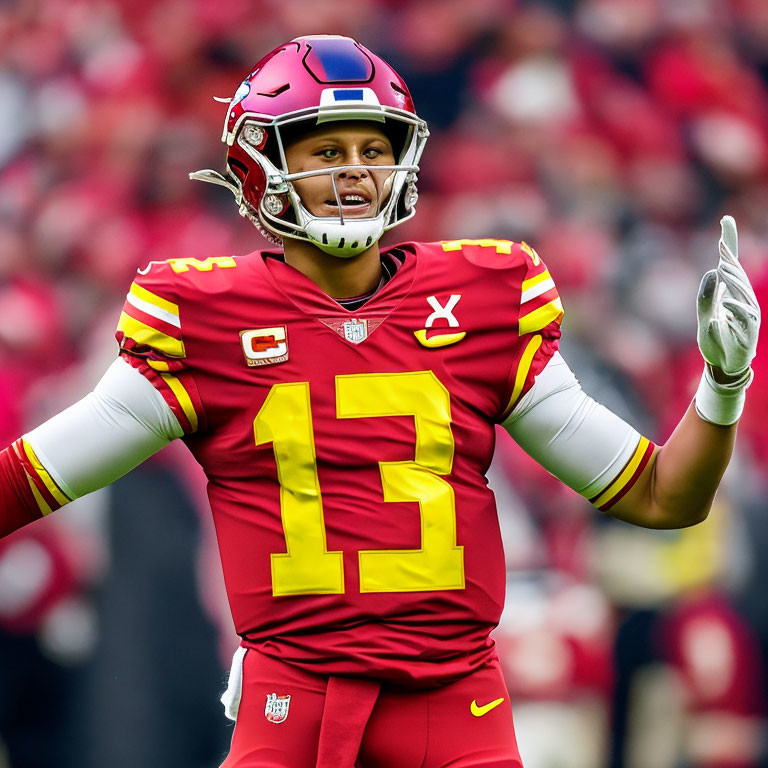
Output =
[
  {"x1": 303, "y1": 216, "x2": 386, "y2": 258},
  {"x1": 189, "y1": 35, "x2": 429, "y2": 257}
]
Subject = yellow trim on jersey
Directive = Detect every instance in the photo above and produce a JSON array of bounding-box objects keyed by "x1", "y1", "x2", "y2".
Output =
[
  {"x1": 592, "y1": 437, "x2": 651, "y2": 508},
  {"x1": 441, "y1": 239, "x2": 513, "y2": 254},
  {"x1": 148, "y1": 360, "x2": 171, "y2": 372},
  {"x1": 27, "y1": 477, "x2": 53, "y2": 516},
  {"x1": 160, "y1": 373, "x2": 199, "y2": 432},
  {"x1": 518, "y1": 297, "x2": 564, "y2": 335},
  {"x1": 414, "y1": 329, "x2": 467, "y2": 348},
  {"x1": 521, "y1": 269, "x2": 552, "y2": 293},
  {"x1": 22, "y1": 441, "x2": 71, "y2": 507},
  {"x1": 117, "y1": 313, "x2": 186, "y2": 358},
  {"x1": 501, "y1": 334, "x2": 542, "y2": 417},
  {"x1": 129, "y1": 283, "x2": 179, "y2": 318},
  {"x1": 520, "y1": 241, "x2": 541, "y2": 265}
]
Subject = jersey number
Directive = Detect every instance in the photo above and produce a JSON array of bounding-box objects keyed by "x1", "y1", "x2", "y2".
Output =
[{"x1": 253, "y1": 371, "x2": 465, "y2": 596}]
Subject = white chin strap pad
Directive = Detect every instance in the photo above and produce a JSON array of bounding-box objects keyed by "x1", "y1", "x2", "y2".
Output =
[{"x1": 304, "y1": 216, "x2": 386, "y2": 258}]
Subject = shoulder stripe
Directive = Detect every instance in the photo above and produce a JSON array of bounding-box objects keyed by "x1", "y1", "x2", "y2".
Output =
[
  {"x1": 500, "y1": 334, "x2": 542, "y2": 420},
  {"x1": 519, "y1": 297, "x2": 564, "y2": 335},
  {"x1": 117, "y1": 312, "x2": 186, "y2": 358},
  {"x1": 127, "y1": 284, "x2": 180, "y2": 328},
  {"x1": 521, "y1": 271, "x2": 555, "y2": 303},
  {"x1": 160, "y1": 372, "x2": 199, "y2": 432},
  {"x1": 591, "y1": 437, "x2": 655, "y2": 510},
  {"x1": 521, "y1": 268, "x2": 551, "y2": 291}
]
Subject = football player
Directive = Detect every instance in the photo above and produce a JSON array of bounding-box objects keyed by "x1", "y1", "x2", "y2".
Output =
[{"x1": 0, "y1": 36, "x2": 760, "y2": 768}]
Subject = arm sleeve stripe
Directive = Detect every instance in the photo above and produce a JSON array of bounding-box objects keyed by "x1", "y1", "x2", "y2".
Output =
[
  {"x1": 127, "y1": 284, "x2": 181, "y2": 328},
  {"x1": 160, "y1": 372, "x2": 199, "y2": 432},
  {"x1": 117, "y1": 312, "x2": 186, "y2": 358},
  {"x1": 27, "y1": 476, "x2": 54, "y2": 515},
  {"x1": 591, "y1": 437, "x2": 655, "y2": 510},
  {"x1": 12, "y1": 439, "x2": 64, "y2": 515},
  {"x1": 500, "y1": 334, "x2": 543, "y2": 420},
  {"x1": 518, "y1": 297, "x2": 564, "y2": 335},
  {"x1": 0, "y1": 445, "x2": 45, "y2": 534},
  {"x1": 21, "y1": 440, "x2": 73, "y2": 507}
]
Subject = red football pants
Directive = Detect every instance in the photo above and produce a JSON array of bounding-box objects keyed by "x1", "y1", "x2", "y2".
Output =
[{"x1": 221, "y1": 648, "x2": 523, "y2": 768}]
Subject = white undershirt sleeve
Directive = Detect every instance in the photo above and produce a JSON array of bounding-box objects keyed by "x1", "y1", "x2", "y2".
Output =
[
  {"x1": 24, "y1": 357, "x2": 184, "y2": 500},
  {"x1": 501, "y1": 352, "x2": 647, "y2": 500}
]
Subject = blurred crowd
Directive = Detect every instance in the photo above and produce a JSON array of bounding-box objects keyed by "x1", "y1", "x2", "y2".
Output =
[{"x1": 2, "y1": 0, "x2": 768, "y2": 766}]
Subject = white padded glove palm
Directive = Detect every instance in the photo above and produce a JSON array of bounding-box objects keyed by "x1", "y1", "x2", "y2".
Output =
[
  {"x1": 695, "y1": 216, "x2": 760, "y2": 424},
  {"x1": 697, "y1": 216, "x2": 760, "y2": 380}
]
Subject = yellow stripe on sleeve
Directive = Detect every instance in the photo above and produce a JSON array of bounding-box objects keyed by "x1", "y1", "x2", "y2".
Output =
[
  {"x1": 27, "y1": 476, "x2": 53, "y2": 516},
  {"x1": 518, "y1": 297, "x2": 564, "y2": 335},
  {"x1": 592, "y1": 437, "x2": 651, "y2": 508},
  {"x1": 501, "y1": 334, "x2": 542, "y2": 418},
  {"x1": 118, "y1": 312, "x2": 186, "y2": 358},
  {"x1": 160, "y1": 373, "x2": 199, "y2": 432},
  {"x1": 129, "y1": 283, "x2": 179, "y2": 318},
  {"x1": 521, "y1": 269, "x2": 552, "y2": 292},
  {"x1": 22, "y1": 442, "x2": 71, "y2": 507}
]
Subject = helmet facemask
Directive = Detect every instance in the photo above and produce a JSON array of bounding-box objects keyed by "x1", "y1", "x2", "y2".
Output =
[{"x1": 240, "y1": 109, "x2": 427, "y2": 258}]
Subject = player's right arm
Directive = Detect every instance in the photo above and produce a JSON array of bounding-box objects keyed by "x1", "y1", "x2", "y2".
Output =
[
  {"x1": 0, "y1": 263, "x2": 197, "y2": 538},
  {"x1": 0, "y1": 358, "x2": 184, "y2": 538}
]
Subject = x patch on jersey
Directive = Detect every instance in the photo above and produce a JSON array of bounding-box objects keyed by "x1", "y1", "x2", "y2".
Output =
[{"x1": 415, "y1": 294, "x2": 467, "y2": 348}]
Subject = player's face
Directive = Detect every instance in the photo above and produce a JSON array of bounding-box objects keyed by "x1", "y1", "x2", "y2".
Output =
[{"x1": 284, "y1": 123, "x2": 395, "y2": 219}]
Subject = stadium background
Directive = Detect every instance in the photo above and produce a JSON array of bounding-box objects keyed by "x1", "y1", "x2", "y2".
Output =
[{"x1": 1, "y1": 0, "x2": 768, "y2": 765}]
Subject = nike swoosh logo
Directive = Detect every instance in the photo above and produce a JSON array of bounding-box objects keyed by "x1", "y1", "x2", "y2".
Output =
[
  {"x1": 414, "y1": 329, "x2": 467, "y2": 348},
  {"x1": 470, "y1": 697, "x2": 505, "y2": 717}
]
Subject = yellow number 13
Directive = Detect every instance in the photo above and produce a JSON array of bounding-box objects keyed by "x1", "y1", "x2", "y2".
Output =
[{"x1": 253, "y1": 371, "x2": 465, "y2": 597}]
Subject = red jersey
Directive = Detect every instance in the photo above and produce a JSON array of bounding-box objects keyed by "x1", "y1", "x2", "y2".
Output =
[{"x1": 116, "y1": 239, "x2": 562, "y2": 687}]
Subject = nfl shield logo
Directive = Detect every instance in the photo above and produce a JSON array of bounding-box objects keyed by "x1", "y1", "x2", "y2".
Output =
[
  {"x1": 265, "y1": 693, "x2": 291, "y2": 724},
  {"x1": 343, "y1": 318, "x2": 368, "y2": 344}
]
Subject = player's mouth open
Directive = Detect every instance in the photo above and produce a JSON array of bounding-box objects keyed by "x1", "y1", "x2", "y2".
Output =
[{"x1": 325, "y1": 194, "x2": 373, "y2": 214}]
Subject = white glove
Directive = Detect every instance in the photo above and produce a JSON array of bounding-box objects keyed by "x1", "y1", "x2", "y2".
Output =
[{"x1": 695, "y1": 215, "x2": 761, "y2": 424}]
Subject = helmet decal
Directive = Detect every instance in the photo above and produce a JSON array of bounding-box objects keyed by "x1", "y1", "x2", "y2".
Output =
[
  {"x1": 302, "y1": 37, "x2": 374, "y2": 83},
  {"x1": 231, "y1": 81, "x2": 251, "y2": 107}
]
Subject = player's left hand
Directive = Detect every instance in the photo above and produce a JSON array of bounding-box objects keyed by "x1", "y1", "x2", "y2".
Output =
[{"x1": 697, "y1": 215, "x2": 760, "y2": 383}]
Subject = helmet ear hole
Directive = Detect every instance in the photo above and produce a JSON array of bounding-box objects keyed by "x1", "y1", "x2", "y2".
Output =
[{"x1": 263, "y1": 194, "x2": 287, "y2": 216}]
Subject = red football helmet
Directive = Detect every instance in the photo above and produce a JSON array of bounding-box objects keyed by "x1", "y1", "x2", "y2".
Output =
[{"x1": 191, "y1": 35, "x2": 429, "y2": 257}]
